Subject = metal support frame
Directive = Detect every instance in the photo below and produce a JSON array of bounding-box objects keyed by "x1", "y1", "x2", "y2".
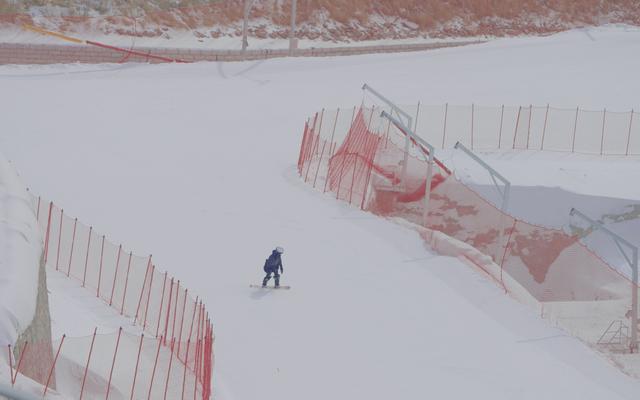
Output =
[
  {"x1": 362, "y1": 84, "x2": 413, "y2": 188},
  {"x1": 454, "y1": 142, "x2": 511, "y2": 264},
  {"x1": 569, "y1": 207, "x2": 639, "y2": 353},
  {"x1": 381, "y1": 111, "x2": 434, "y2": 227}
]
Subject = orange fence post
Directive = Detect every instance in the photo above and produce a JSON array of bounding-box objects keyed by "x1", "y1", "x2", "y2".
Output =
[
  {"x1": 82, "y1": 226, "x2": 92, "y2": 287},
  {"x1": 512, "y1": 106, "x2": 521, "y2": 149},
  {"x1": 471, "y1": 103, "x2": 475, "y2": 149},
  {"x1": 171, "y1": 281, "x2": 181, "y2": 342},
  {"x1": 12, "y1": 342, "x2": 27, "y2": 386},
  {"x1": 600, "y1": 108, "x2": 607, "y2": 155},
  {"x1": 360, "y1": 128, "x2": 379, "y2": 210},
  {"x1": 79, "y1": 327, "x2": 98, "y2": 400},
  {"x1": 97, "y1": 235, "x2": 106, "y2": 298},
  {"x1": 164, "y1": 278, "x2": 175, "y2": 345},
  {"x1": 156, "y1": 272, "x2": 168, "y2": 337},
  {"x1": 120, "y1": 252, "x2": 133, "y2": 315},
  {"x1": 626, "y1": 109, "x2": 634, "y2": 156},
  {"x1": 498, "y1": 105, "x2": 504, "y2": 148},
  {"x1": 143, "y1": 265, "x2": 156, "y2": 330},
  {"x1": 320, "y1": 108, "x2": 341, "y2": 192},
  {"x1": 186, "y1": 298, "x2": 199, "y2": 355},
  {"x1": 176, "y1": 288, "x2": 189, "y2": 359},
  {"x1": 147, "y1": 335, "x2": 164, "y2": 400},
  {"x1": 499, "y1": 220, "x2": 518, "y2": 291},
  {"x1": 571, "y1": 106, "x2": 579, "y2": 152},
  {"x1": 109, "y1": 245, "x2": 123, "y2": 306},
  {"x1": 44, "y1": 202, "x2": 53, "y2": 263},
  {"x1": 304, "y1": 109, "x2": 324, "y2": 183},
  {"x1": 297, "y1": 122, "x2": 310, "y2": 175},
  {"x1": 105, "y1": 327, "x2": 122, "y2": 400},
  {"x1": 199, "y1": 309, "x2": 206, "y2": 384},
  {"x1": 129, "y1": 333, "x2": 145, "y2": 400},
  {"x1": 163, "y1": 338, "x2": 176, "y2": 400},
  {"x1": 348, "y1": 154, "x2": 358, "y2": 205},
  {"x1": 540, "y1": 104, "x2": 549, "y2": 150},
  {"x1": 526, "y1": 104, "x2": 532, "y2": 149},
  {"x1": 55, "y1": 208, "x2": 64, "y2": 270},
  {"x1": 193, "y1": 304, "x2": 203, "y2": 400},
  {"x1": 7, "y1": 345, "x2": 13, "y2": 385},
  {"x1": 43, "y1": 334, "x2": 65, "y2": 397},
  {"x1": 312, "y1": 138, "x2": 328, "y2": 189},
  {"x1": 181, "y1": 339, "x2": 192, "y2": 400},
  {"x1": 441, "y1": 103, "x2": 448, "y2": 148},
  {"x1": 67, "y1": 218, "x2": 77, "y2": 277},
  {"x1": 134, "y1": 255, "x2": 153, "y2": 325},
  {"x1": 299, "y1": 113, "x2": 318, "y2": 178},
  {"x1": 193, "y1": 337, "x2": 201, "y2": 400}
]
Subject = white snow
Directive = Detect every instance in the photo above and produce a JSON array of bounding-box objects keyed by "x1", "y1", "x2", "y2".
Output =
[
  {"x1": 0, "y1": 22, "x2": 485, "y2": 50},
  {"x1": 0, "y1": 25, "x2": 640, "y2": 399},
  {"x1": 0, "y1": 154, "x2": 41, "y2": 349}
]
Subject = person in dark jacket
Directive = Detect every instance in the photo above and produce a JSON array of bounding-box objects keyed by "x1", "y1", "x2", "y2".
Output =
[{"x1": 262, "y1": 247, "x2": 284, "y2": 287}]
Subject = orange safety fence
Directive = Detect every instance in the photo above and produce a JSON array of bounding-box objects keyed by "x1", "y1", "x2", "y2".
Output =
[
  {"x1": 402, "y1": 103, "x2": 640, "y2": 155},
  {"x1": 7, "y1": 327, "x2": 213, "y2": 399},
  {"x1": 22, "y1": 194, "x2": 214, "y2": 399},
  {"x1": 299, "y1": 106, "x2": 640, "y2": 351}
]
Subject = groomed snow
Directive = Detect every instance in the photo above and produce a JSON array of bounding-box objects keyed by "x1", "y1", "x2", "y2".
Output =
[{"x1": 0, "y1": 26, "x2": 640, "y2": 399}]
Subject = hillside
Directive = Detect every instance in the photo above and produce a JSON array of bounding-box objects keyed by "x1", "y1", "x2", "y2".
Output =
[
  {"x1": 1, "y1": 26, "x2": 640, "y2": 398},
  {"x1": 1, "y1": 0, "x2": 639, "y2": 43}
]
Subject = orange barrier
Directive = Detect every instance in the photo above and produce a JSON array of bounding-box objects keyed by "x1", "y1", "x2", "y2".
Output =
[
  {"x1": 299, "y1": 106, "x2": 639, "y2": 352},
  {"x1": 29, "y1": 194, "x2": 214, "y2": 398}
]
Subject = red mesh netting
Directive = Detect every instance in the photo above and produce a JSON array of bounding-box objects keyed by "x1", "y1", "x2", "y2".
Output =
[
  {"x1": 24, "y1": 195, "x2": 214, "y2": 399},
  {"x1": 299, "y1": 105, "x2": 637, "y2": 309}
]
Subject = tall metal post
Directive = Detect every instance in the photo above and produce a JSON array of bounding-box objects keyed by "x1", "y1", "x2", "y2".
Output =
[
  {"x1": 634, "y1": 248, "x2": 639, "y2": 352},
  {"x1": 241, "y1": 0, "x2": 254, "y2": 51},
  {"x1": 362, "y1": 84, "x2": 413, "y2": 189},
  {"x1": 454, "y1": 142, "x2": 511, "y2": 264},
  {"x1": 381, "y1": 111, "x2": 434, "y2": 226},
  {"x1": 289, "y1": 0, "x2": 298, "y2": 54},
  {"x1": 569, "y1": 208, "x2": 638, "y2": 352}
]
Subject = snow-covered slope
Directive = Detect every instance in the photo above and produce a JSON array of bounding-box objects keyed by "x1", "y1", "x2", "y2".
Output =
[
  {"x1": 0, "y1": 26, "x2": 640, "y2": 399},
  {"x1": 0, "y1": 153, "x2": 41, "y2": 348}
]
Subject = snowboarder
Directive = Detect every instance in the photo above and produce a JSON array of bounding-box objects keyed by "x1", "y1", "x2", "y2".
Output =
[{"x1": 262, "y1": 247, "x2": 284, "y2": 288}]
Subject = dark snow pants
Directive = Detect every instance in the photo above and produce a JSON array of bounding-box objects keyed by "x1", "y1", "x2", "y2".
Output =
[{"x1": 262, "y1": 270, "x2": 280, "y2": 287}]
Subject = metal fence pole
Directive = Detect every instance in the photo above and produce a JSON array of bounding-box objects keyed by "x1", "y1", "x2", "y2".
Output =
[
  {"x1": 289, "y1": 0, "x2": 297, "y2": 54},
  {"x1": 454, "y1": 141, "x2": 511, "y2": 263}
]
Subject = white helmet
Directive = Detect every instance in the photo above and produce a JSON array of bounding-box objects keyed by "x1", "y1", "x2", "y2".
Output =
[{"x1": 275, "y1": 246, "x2": 284, "y2": 254}]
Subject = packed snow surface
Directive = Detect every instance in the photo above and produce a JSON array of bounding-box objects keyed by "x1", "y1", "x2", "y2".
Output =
[
  {"x1": 1, "y1": 26, "x2": 640, "y2": 399},
  {"x1": 0, "y1": 154, "x2": 41, "y2": 349}
]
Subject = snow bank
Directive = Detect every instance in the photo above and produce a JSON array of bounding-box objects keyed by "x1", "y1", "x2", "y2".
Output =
[
  {"x1": 0, "y1": 153, "x2": 42, "y2": 348},
  {"x1": 392, "y1": 217, "x2": 542, "y2": 310}
]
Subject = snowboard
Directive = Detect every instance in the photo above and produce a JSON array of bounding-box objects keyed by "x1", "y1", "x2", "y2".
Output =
[{"x1": 250, "y1": 284, "x2": 291, "y2": 290}]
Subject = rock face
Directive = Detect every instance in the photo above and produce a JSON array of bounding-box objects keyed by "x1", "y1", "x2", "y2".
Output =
[{"x1": 1, "y1": 0, "x2": 639, "y2": 41}]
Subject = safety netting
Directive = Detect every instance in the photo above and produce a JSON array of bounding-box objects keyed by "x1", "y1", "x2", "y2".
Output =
[
  {"x1": 15, "y1": 195, "x2": 215, "y2": 399},
  {"x1": 7, "y1": 327, "x2": 213, "y2": 399},
  {"x1": 299, "y1": 106, "x2": 639, "y2": 350},
  {"x1": 401, "y1": 103, "x2": 640, "y2": 155}
]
